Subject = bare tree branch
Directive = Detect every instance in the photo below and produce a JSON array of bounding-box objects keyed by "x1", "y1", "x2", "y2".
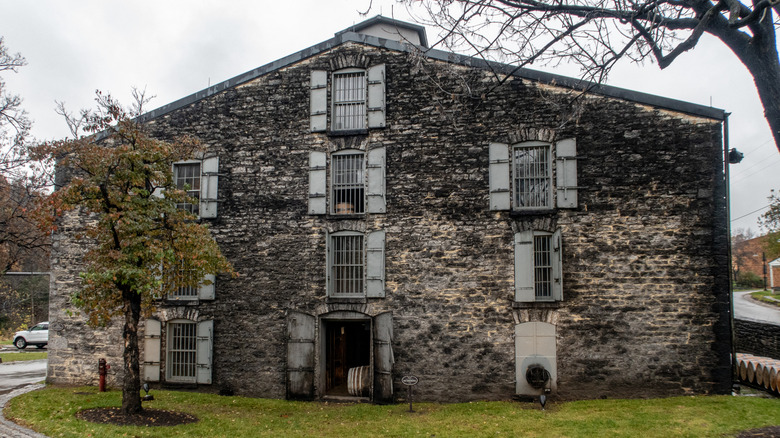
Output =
[{"x1": 405, "y1": 0, "x2": 780, "y2": 153}]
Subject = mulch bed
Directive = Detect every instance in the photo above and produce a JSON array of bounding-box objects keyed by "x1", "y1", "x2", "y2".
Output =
[
  {"x1": 76, "y1": 407, "x2": 198, "y2": 427},
  {"x1": 736, "y1": 426, "x2": 780, "y2": 437}
]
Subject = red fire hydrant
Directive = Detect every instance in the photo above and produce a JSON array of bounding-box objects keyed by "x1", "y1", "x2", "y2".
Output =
[{"x1": 98, "y1": 358, "x2": 110, "y2": 392}]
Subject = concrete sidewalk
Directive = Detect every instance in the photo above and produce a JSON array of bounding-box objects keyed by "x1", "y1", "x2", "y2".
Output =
[{"x1": 0, "y1": 384, "x2": 48, "y2": 438}]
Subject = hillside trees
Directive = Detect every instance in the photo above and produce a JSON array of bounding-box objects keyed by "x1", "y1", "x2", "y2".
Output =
[{"x1": 0, "y1": 37, "x2": 50, "y2": 333}]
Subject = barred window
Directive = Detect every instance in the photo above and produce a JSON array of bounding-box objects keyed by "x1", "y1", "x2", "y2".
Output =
[
  {"x1": 168, "y1": 260, "x2": 198, "y2": 299},
  {"x1": 533, "y1": 234, "x2": 553, "y2": 299},
  {"x1": 166, "y1": 321, "x2": 197, "y2": 382},
  {"x1": 174, "y1": 162, "x2": 201, "y2": 214},
  {"x1": 513, "y1": 143, "x2": 552, "y2": 209},
  {"x1": 514, "y1": 229, "x2": 562, "y2": 302},
  {"x1": 331, "y1": 233, "x2": 364, "y2": 296},
  {"x1": 331, "y1": 152, "x2": 365, "y2": 215},
  {"x1": 332, "y1": 70, "x2": 366, "y2": 131}
]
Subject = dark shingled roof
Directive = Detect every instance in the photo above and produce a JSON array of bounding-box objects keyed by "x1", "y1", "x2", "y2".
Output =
[{"x1": 139, "y1": 15, "x2": 725, "y2": 124}]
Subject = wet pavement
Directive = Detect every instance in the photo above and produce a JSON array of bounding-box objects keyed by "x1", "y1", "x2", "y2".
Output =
[
  {"x1": 0, "y1": 359, "x2": 47, "y2": 395},
  {"x1": 734, "y1": 290, "x2": 780, "y2": 325},
  {"x1": 0, "y1": 357, "x2": 48, "y2": 437}
]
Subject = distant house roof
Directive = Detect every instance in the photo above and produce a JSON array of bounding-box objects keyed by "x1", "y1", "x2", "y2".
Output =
[{"x1": 139, "y1": 15, "x2": 726, "y2": 124}]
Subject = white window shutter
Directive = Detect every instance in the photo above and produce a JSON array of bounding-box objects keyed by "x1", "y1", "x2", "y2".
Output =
[
  {"x1": 196, "y1": 320, "x2": 213, "y2": 384},
  {"x1": 310, "y1": 70, "x2": 328, "y2": 132},
  {"x1": 489, "y1": 143, "x2": 511, "y2": 210},
  {"x1": 200, "y1": 157, "x2": 219, "y2": 218},
  {"x1": 556, "y1": 138, "x2": 578, "y2": 209},
  {"x1": 367, "y1": 64, "x2": 386, "y2": 128},
  {"x1": 552, "y1": 229, "x2": 563, "y2": 301},
  {"x1": 366, "y1": 146, "x2": 386, "y2": 213},
  {"x1": 514, "y1": 230, "x2": 535, "y2": 302},
  {"x1": 366, "y1": 229, "x2": 386, "y2": 298},
  {"x1": 198, "y1": 274, "x2": 216, "y2": 300},
  {"x1": 309, "y1": 151, "x2": 327, "y2": 215},
  {"x1": 143, "y1": 319, "x2": 161, "y2": 382}
]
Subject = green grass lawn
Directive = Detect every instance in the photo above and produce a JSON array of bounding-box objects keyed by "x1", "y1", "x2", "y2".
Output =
[
  {"x1": 0, "y1": 351, "x2": 47, "y2": 362},
  {"x1": 750, "y1": 290, "x2": 780, "y2": 307},
  {"x1": 4, "y1": 387, "x2": 779, "y2": 438}
]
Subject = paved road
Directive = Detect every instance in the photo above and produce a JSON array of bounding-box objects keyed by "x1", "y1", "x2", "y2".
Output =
[
  {"x1": 0, "y1": 359, "x2": 47, "y2": 395},
  {"x1": 734, "y1": 290, "x2": 780, "y2": 325},
  {"x1": 0, "y1": 359, "x2": 48, "y2": 437}
]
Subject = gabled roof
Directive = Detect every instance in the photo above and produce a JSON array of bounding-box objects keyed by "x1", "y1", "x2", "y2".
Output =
[{"x1": 139, "y1": 16, "x2": 726, "y2": 124}]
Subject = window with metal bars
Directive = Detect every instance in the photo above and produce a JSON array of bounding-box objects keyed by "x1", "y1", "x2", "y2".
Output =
[
  {"x1": 513, "y1": 143, "x2": 552, "y2": 209},
  {"x1": 331, "y1": 152, "x2": 365, "y2": 215},
  {"x1": 167, "y1": 260, "x2": 198, "y2": 299},
  {"x1": 330, "y1": 233, "x2": 364, "y2": 296},
  {"x1": 166, "y1": 321, "x2": 197, "y2": 382},
  {"x1": 332, "y1": 70, "x2": 366, "y2": 131},
  {"x1": 174, "y1": 162, "x2": 201, "y2": 215},
  {"x1": 533, "y1": 234, "x2": 553, "y2": 299}
]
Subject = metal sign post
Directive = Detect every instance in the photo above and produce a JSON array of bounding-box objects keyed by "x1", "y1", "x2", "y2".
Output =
[{"x1": 401, "y1": 375, "x2": 419, "y2": 412}]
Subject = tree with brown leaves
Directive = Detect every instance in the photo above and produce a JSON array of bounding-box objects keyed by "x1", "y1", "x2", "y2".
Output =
[{"x1": 31, "y1": 91, "x2": 235, "y2": 415}]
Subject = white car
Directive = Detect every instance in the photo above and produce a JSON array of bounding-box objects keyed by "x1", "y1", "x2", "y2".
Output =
[{"x1": 13, "y1": 322, "x2": 49, "y2": 349}]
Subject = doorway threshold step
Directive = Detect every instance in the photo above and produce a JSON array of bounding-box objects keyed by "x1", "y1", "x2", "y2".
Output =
[{"x1": 322, "y1": 395, "x2": 370, "y2": 403}]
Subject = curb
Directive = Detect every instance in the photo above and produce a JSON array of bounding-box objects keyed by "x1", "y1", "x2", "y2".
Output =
[{"x1": 0, "y1": 384, "x2": 48, "y2": 438}]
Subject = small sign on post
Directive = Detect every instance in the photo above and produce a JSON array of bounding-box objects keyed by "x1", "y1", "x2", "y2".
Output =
[{"x1": 401, "y1": 375, "x2": 419, "y2": 412}]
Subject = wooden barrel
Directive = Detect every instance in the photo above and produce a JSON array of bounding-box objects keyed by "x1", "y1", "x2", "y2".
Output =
[
  {"x1": 747, "y1": 360, "x2": 756, "y2": 384},
  {"x1": 335, "y1": 203, "x2": 355, "y2": 214},
  {"x1": 768, "y1": 366, "x2": 778, "y2": 392},
  {"x1": 761, "y1": 365, "x2": 772, "y2": 390},
  {"x1": 775, "y1": 367, "x2": 780, "y2": 394},
  {"x1": 347, "y1": 365, "x2": 370, "y2": 397},
  {"x1": 739, "y1": 359, "x2": 748, "y2": 381},
  {"x1": 756, "y1": 363, "x2": 764, "y2": 387}
]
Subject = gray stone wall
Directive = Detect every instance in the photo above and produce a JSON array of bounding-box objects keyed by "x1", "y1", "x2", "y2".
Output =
[
  {"x1": 47, "y1": 41, "x2": 731, "y2": 400},
  {"x1": 735, "y1": 319, "x2": 780, "y2": 360}
]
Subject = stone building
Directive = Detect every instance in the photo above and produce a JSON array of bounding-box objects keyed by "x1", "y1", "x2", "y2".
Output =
[{"x1": 47, "y1": 16, "x2": 732, "y2": 402}]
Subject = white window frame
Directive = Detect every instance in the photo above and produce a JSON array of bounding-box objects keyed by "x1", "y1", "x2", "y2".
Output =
[
  {"x1": 512, "y1": 141, "x2": 553, "y2": 211},
  {"x1": 331, "y1": 68, "x2": 367, "y2": 131},
  {"x1": 331, "y1": 150, "x2": 366, "y2": 215},
  {"x1": 166, "y1": 320, "x2": 198, "y2": 383}
]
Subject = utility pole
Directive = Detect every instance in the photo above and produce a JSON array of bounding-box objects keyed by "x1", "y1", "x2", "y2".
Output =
[{"x1": 763, "y1": 252, "x2": 768, "y2": 291}]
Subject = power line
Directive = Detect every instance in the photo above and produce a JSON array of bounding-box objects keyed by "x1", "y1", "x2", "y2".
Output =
[
  {"x1": 730, "y1": 157, "x2": 780, "y2": 184},
  {"x1": 731, "y1": 204, "x2": 770, "y2": 222}
]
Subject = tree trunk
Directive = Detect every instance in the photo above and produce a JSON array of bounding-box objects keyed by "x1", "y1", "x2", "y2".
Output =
[
  {"x1": 715, "y1": 11, "x2": 780, "y2": 154},
  {"x1": 120, "y1": 286, "x2": 143, "y2": 415},
  {"x1": 742, "y1": 34, "x2": 780, "y2": 154}
]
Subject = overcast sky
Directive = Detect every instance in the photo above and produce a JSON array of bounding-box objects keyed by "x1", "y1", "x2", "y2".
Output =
[{"x1": 1, "y1": 0, "x2": 778, "y2": 234}]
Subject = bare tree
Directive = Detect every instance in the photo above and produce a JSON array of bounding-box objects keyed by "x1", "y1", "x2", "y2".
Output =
[
  {"x1": 404, "y1": 0, "x2": 780, "y2": 153},
  {"x1": 0, "y1": 37, "x2": 49, "y2": 275}
]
